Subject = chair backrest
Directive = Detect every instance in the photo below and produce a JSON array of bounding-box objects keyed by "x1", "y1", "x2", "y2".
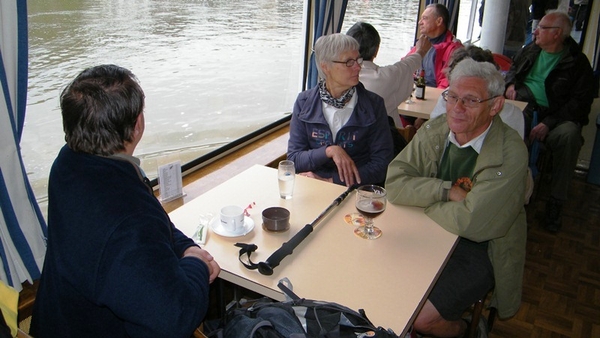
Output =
[
  {"x1": 396, "y1": 126, "x2": 416, "y2": 144},
  {"x1": 492, "y1": 53, "x2": 512, "y2": 72}
]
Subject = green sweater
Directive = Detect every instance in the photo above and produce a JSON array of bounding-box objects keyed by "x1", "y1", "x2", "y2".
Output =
[{"x1": 385, "y1": 115, "x2": 528, "y2": 318}]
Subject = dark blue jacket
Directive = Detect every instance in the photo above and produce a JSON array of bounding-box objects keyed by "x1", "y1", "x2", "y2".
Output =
[
  {"x1": 31, "y1": 146, "x2": 210, "y2": 338},
  {"x1": 287, "y1": 82, "x2": 394, "y2": 186}
]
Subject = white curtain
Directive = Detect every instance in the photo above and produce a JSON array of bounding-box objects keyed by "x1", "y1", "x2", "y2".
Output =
[{"x1": 0, "y1": 0, "x2": 47, "y2": 292}]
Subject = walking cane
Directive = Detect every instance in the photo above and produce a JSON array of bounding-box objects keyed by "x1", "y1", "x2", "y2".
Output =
[{"x1": 236, "y1": 185, "x2": 356, "y2": 275}]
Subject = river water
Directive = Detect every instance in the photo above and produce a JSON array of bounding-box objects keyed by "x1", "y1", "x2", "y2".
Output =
[{"x1": 22, "y1": 0, "x2": 422, "y2": 203}]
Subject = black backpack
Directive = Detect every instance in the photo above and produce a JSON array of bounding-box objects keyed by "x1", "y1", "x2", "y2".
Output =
[{"x1": 204, "y1": 282, "x2": 399, "y2": 338}]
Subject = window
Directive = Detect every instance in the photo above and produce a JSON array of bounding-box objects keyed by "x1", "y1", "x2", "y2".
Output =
[
  {"x1": 22, "y1": 0, "x2": 420, "y2": 213},
  {"x1": 22, "y1": 0, "x2": 304, "y2": 208},
  {"x1": 342, "y1": 0, "x2": 420, "y2": 65}
]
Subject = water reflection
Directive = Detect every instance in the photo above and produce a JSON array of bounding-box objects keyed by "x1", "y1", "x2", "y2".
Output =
[{"x1": 22, "y1": 0, "x2": 419, "y2": 205}]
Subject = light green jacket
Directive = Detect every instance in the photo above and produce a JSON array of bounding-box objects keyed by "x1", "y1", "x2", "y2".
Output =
[{"x1": 385, "y1": 114, "x2": 528, "y2": 318}]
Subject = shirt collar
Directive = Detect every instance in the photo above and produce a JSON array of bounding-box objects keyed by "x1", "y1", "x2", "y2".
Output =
[
  {"x1": 111, "y1": 152, "x2": 141, "y2": 166},
  {"x1": 447, "y1": 121, "x2": 493, "y2": 154}
]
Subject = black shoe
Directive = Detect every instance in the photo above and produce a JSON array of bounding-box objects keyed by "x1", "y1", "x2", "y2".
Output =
[{"x1": 544, "y1": 197, "x2": 563, "y2": 233}]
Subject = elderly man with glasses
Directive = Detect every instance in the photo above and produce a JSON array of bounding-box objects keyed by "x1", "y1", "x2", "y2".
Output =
[
  {"x1": 504, "y1": 10, "x2": 594, "y2": 233},
  {"x1": 385, "y1": 59, "x2": 528, "y2": 337}
]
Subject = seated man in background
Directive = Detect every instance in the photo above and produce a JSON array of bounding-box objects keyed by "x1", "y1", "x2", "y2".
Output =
[
  {"x1": 386, "y1": 59, "x2": 528, "y2": 337},
  {"x1": 403, "y1": 3, "x2": 462, "y2": 127},
  {"x1": 31, "y1": 65, "x2": 220, "y2": 338},
  {"x1": 346, "y1": 21, "x2": 431, "y2": 128},
  {"x1": 288, "y1": 34, "x2": 394, "y2": 187},
  {"x1": 504, "y1": 10, "x2": 594, "y2": 233},
  {"x1": 430, "y1": 45, "x2": 525, "y2": 140},
  {"x1": 407, "y1": 3, "x2": 462, "y2": 89}
]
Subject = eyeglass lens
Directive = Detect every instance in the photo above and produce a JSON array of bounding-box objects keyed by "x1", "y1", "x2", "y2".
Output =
[
  {"x1": 333, "y1": 58, "x2": 363, "y2": 67},
  {"x1": 443, "y1": 92, "x2": 481, "y2": 108}
]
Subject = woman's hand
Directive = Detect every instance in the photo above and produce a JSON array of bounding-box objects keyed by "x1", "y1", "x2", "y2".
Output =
[
  {"x1": 325, "y1": 145, "x2": 361, "y2": 186},
  {"x1": 183, "y1": 246, "x2": 221, "y2": 283}
]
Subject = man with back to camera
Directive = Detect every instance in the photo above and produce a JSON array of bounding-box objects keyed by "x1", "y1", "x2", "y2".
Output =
[
  {"x1": 504, "y1": 10, "x2": 594, "y2": 233},
  {"x1": 346, "y1": 21, "x2": 432, "y2": 128},
  {"x1": 386, "y1": 59, "x2": 528, "y2": 337},
  {"x1": 30, "y1": 64, "x2": 220, "y2": 338},
  {"x1": 402, "y1": 3, "x2": 462, "y2": 128}
]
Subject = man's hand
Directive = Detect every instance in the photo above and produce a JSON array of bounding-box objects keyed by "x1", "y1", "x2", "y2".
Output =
[
  {"x1": 529, "y1": 122, "x2": 550, "y2": 142},
  {"x1": 504, "y1": 84, "x2": 517, "y2": 100},
  {"x1": 415, "y1": 34, "x2": 432, "y2": 58},
  {"x1": 183, "y1": 246, "x2": 221, "y2": 283},
  {"x1": 325, "y1": 145, "x2": 361, "y2": 186},
  {"x1": 448, "y1": 185, "x2": 468, "y2": 202}
]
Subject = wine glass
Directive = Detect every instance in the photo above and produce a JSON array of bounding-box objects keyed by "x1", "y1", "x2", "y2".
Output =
[{"x1": 354, "y1": 185, "x2": 386, "y2": 240}]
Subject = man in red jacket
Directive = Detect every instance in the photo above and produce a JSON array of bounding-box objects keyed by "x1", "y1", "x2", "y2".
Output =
[
  {"x1": 402, "y1": 3, "x2": 462, "y2": 127},
  {"x1": 408, "y1": 3, "x2": 463, "y2": 89}
]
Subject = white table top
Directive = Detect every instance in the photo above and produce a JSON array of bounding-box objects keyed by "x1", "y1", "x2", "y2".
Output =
[
  {"x1": 169, "y1": 165, "x2": 458, "y2": 335},
  {"x1": 398, "y1": 87, "x2": 528, "y2": 120}
]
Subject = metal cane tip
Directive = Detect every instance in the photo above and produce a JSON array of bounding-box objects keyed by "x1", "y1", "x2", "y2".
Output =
[{"x1": 258, "y1": 262, "x2": 274, "y2": 275}]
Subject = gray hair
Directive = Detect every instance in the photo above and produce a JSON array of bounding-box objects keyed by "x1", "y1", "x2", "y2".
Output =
[
  {"x1": 545, "y1": 10, "x2": 573, "y2": 40},
  {"x1": 314, "y1": 33, "x2": 359, "y2": 79},
  {"x1": 449, "y1": 58, "x2": 505, "y2": 99}
]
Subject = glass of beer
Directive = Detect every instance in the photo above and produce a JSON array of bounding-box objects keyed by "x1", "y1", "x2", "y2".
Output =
[{"x1": 354, "y1": 185, "x2": 386, "y2": 239}]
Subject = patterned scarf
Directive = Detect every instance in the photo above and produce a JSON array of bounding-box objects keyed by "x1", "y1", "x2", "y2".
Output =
[{"x1": 318, "y1": 80, "x2": 355, "y2": 109}]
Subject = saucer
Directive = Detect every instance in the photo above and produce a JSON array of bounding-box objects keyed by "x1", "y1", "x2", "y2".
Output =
[{"x1": 209, "y1": 216, "x2": 255, "y2": 237}]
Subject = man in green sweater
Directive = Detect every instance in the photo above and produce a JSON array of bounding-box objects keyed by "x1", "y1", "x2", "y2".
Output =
[{"x1": 386, "y1": 59, "x2": 528, "y2": 337}]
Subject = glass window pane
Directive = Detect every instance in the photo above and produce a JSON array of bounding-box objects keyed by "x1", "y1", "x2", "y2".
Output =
[
  {"x1": 22, "y1": 0, "x2": 422, "y2": 213},
  {"x1": 22, "y1": 0, "x2": 304, "y2": 208},
  {"x1": 342, "y1": 0, "x2": 419, "y2": 65}
]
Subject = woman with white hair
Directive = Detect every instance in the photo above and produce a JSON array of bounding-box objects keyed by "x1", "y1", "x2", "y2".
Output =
[{"x1": 287, "y1": 33, "x2": 393, "y2": 187}]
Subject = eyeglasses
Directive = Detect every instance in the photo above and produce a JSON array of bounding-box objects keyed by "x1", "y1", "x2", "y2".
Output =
[
  {"x1": 537, "y1": 25, "x2": 561, "y2": 30},
  {"x1": 442, "y1": 90, "x2": 499, "y2": 108},
  {"x1": 332, "y1": 57, "x2": 363, "y2": 67}
]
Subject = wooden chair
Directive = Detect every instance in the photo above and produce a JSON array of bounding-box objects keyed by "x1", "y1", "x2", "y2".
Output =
[
  {"x1": 466, "y1": 296, "x2": 497, "y2": 338},
  {"x1": 397, "y1": 125, "x2": 416, "y2": 143},
  {"x1": 492, "y1": 53, "x2": 512, "y2": 72},
  {"x1": 16, "y1": 281, "x2": 39, "y2": 336}
]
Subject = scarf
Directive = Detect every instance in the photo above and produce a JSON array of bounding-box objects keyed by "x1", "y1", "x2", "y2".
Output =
[{"x1": 318, "y1": 80, "x2": 355, "y2": 109}]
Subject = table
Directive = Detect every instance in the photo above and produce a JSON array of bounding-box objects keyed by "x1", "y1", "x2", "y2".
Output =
[
  {"x1": 169, "y1": 165, "x2": 458, "y2": 335},
  {"x1": 398, "y1": 87, "x2": 528, "y2": 120}
]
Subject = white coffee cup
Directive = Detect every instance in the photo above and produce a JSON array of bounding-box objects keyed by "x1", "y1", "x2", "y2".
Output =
[{"x1": 220, "y1": 205, "x2": 245, "y2": 233}]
